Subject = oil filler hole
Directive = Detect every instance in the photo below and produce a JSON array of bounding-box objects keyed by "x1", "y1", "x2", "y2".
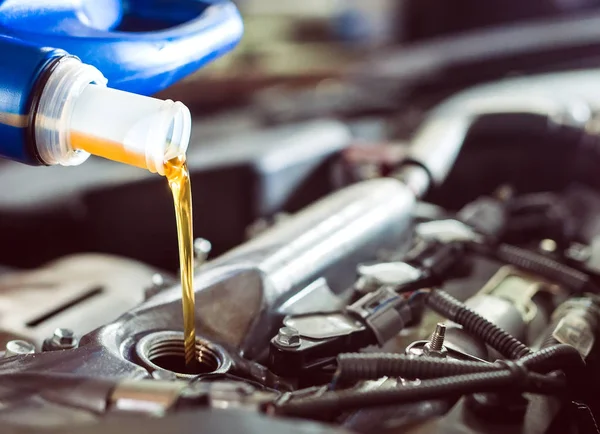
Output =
[{"x1": 135, "y1": 331, "x2": 231, "y2": 379}]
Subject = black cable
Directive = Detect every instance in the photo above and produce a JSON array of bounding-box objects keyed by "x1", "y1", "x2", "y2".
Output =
[
  {"x1": 336, "y1": 353, "x2": 502, "y2": 382},
  {"x1": 277, "y1": 345, "x2": 578, "y2": 418},
  {"x1": 335, "y1": 344, "x2": 582, "y2": 383},
  {"x1": 426, "y1": 290, "x2": 532, "y2": 359},
  {"x1": 520, "y1": 344, "x2": 585, "y2": 375},
  {"x1": 276, "y1": 369, "x2": 564, "y2": 417},
  {"x1": 470, "y1": 243, "x2": 597, "y2": 294}
]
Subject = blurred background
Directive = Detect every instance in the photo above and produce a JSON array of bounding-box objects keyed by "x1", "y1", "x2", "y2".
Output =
[{"x1": 3, "y1": 0, "x2": 600, "y2": 272}]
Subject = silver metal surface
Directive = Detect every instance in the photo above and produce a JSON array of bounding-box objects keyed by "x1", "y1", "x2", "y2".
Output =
[
  {"x1": 216, "y1": 178, "x2": 416, "y2": 302},
  {"x1": 416, "y1": 219, "x2": 483, "y2": 243},
  {"x1": 479, "y1": 266, "x2": 561, "y2": 325},
  {"x1": 0, "y1": 253, "x2": 155, "y2": 349},
  {"x1": 283, "y1": 313, "x2": 365, "y2": 340},
  {"x1": 356, "y1": 262, "x2": 422, "y2": 293},
  {"x1": 392, "y1": 165, "x2": 430, "y2": 198},
  {"x1": 274, "y1": 327, "x2": 301, "y2": 348},
  {"x1": 277, "y1": 278, "x2": 346, "y2": 315},
  {"x1": 5, "y1": 340, "x2": 35, "y2": 357},
  {"x1": 176, "y1": 381, "x2": 277, "y2": 412},
  {"x1": 404, "y1": 68, "x2": 600, "y2": 191},
  {"x1": 208, "y1": 382, "x2": 256, "y2": 410},
  {"x1": 151, "y1": 370, "x2": 178, "y2": 381},
  {"x1": 441, "y1": 268, "x2": 553, "y2": 360},
  {"x1": 109, "y1": 380, "x2": 186, "y2": 415},
  {"x1": 48, "y1": 328, "x2": 78, "y2": 350}
]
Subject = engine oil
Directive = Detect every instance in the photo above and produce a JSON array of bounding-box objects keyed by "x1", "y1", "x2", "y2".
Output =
[
  {"x1": 71, "y1": 132, "x2": 148, "y2": 170},
  {"x1": 165, "y1": 156, "x2": 197, "y2": 369}
]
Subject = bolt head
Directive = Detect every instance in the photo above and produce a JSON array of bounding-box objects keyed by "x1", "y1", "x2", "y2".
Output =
[
  {"x1": 275, "y1": 327, "x2": 301, "y2": 348},
  {"x1": 151, "y1": 273, "x2": 165, "y2": 288},
  {"x1": 423, "y1": 342, "x2": 448, "y2": 358},
  {"x1": 539, "y1": 239, "x2": 557, "y2": 253},
  {"x1": 53, "y1": 328, "x2": 76, "y2": 346},
  {"x1": 194, "y1": 238, "x2": 212, "y2": 257},
  {"x1": 5, "y1": 340, "x2": 35, "y2": 357}
]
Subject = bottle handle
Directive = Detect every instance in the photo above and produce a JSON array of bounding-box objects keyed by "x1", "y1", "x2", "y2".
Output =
[{"x1": 0, "y1": 1, "x2": 243, "y2": 95}]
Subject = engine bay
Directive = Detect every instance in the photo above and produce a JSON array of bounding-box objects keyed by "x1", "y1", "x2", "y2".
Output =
[
  {"x1": 2, "y1": 176, "x2": 600, "y2": 434},
  {"x1": 6, "y1": 9, "x2": 600, "y2": 433}
]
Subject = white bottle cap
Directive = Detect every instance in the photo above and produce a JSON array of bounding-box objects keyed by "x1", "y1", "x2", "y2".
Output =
[{"x1": 34, "y1": 57, "x2": 191, "y2": 175}]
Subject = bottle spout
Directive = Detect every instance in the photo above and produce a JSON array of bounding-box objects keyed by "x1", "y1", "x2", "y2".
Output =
[
  {"x1": 34, "y1": 57, "x2": 192, "y2": 175},
  {"x1": 70, "y1": 85, "x2": 191, "y2": 175}
]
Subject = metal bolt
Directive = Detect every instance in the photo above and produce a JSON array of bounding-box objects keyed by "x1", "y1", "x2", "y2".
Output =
[
  {"x1": 151, "y1": 273, "x2": 165, "y2": 288},
  {"x1": 429, "y1": 323, "x2": 446, "y2": 351},
  {"x1": 194, "y1": 238, "x2": 212, "y2": 267},
  {"x1": 274, "y1": 327, "x2": 301, "y2": 348},
  {"x1": 42, "y1": 328, "x2": 79, "y2": 351},
  {"x1": 423, "y1": 323, "x2": 447, "y2": 358},
  {"x1": 539, "y1": 239, "x2": 557, "y2": 253},
  {"x1": 5, "y1": 340, "x2": 35, "y2": 358},
  {"x1": 53, "y1": 328, "x2": 75, "y2": 346}
]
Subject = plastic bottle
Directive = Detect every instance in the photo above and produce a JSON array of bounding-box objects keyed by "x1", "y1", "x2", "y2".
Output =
[{"x1": 0, "y1": 0, "x2": 243, "y2": 174}]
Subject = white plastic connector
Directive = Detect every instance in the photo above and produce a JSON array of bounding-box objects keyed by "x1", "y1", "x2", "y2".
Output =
[{"x1": 34, "y1": 56, "x2": 191, "y2": 175}]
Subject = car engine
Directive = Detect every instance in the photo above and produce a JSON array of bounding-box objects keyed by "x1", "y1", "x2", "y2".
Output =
[{"x1": 4, "y1": 6, "x2": 600, "y2": 434}]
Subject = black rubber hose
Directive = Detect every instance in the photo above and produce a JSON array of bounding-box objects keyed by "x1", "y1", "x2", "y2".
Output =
[
  {"x1": 333, "y1": 345, "x2": 581, "y2": 386},
  {"x1": 520, "y1": 344, "x2": 585, "y2": 375},
  {"x1": 426, "y1": 290, "x2": 532, "y2": 359},
  {"x1": 336, "y1": 345, "x2": 581, "y2": 381},
  {"x1": 336, "y1": 353, "x2": 502, "y2": 382},
  {"x1": 471, "y1": 243, "x2": 596, "y2": 294},
  {"x1": 276, "y1": 370, "x2": 564, "y2": 417}
]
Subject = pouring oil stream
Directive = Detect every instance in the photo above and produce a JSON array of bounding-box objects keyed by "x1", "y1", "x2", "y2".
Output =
[{"x1": 165, "y1": 156, "x2": 197, "y2": 369}]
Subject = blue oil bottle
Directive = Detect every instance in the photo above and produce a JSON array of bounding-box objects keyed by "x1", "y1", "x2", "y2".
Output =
[{"x1": 0, "y1": 0, "x2": 243, "y2": 173}]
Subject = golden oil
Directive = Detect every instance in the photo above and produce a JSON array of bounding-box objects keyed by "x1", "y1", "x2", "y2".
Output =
[
  {"x1": 71, "y1": 131, "x2": 149, "y2": 170},
  {"x1": 164, "y1": 156, "x2": 197, "y2": 369},
  {"x1": 74, "y1": 133, "x2": 198, "y2": 370}
]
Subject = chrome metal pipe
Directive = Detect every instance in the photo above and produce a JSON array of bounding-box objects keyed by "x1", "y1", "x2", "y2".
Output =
[{"x1": 402, "y1": 69, "x2": 600, "y2": 194}]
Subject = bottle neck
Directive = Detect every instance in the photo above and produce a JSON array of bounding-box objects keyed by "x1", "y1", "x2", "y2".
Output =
[
  {"x1": 32, "y1": 57, "x2": 191, "y2": 175},
  {"x1": 33, "y1": 56, "x2": 106, "y2": 167}
]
